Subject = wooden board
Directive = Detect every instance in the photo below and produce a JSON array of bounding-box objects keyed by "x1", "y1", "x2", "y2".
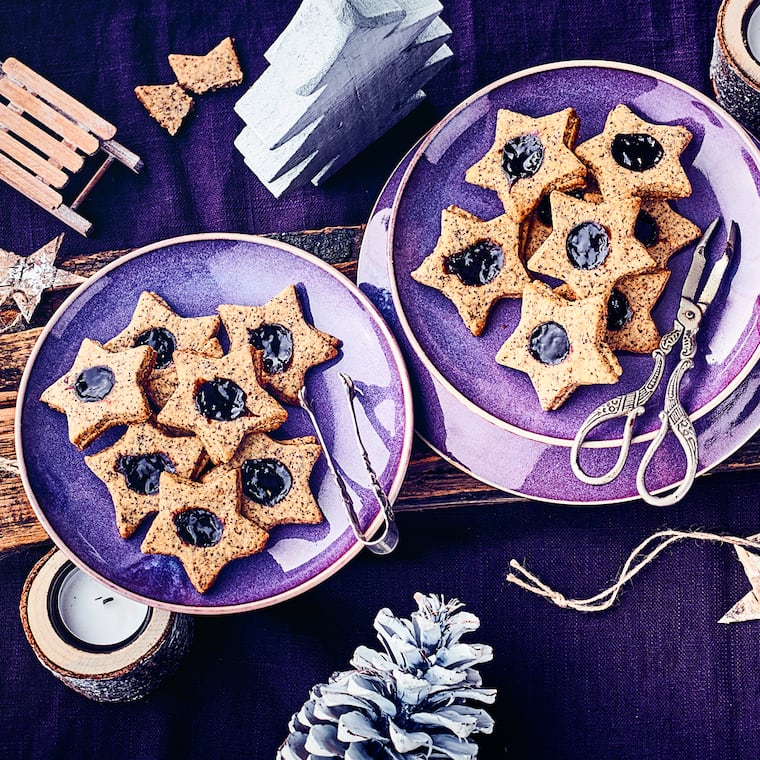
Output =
[{"x1": 3, "y1": 225, "x2": 760, "y2": 552}]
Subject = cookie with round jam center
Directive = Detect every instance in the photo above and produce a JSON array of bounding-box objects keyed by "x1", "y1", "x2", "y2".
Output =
[{"x1": 40, "y1": 338, "x2": 155, "y2": 449}]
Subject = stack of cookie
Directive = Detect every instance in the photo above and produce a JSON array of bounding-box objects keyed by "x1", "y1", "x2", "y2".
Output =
[
  {"x1": 40, "y1": 285, "x2": 340, "y2": 593},
  {"x1": 412, "y1": 104, "x2": 701, "y2": 410}
]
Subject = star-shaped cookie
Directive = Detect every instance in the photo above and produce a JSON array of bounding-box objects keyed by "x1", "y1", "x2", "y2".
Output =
[
  {"x1": 207, "y1": 432, "x2": 323, "y2": 530},
  {"x1": 527, "y1": 192, "x2": 656, "y2": 299},
  {"x1": 168, "y1": 37, "x2": 243, "y2": 94},
  {"x1": 0, "y1": 235, "x2": 86, "y2": 322},
  {"x1": 465, "y1": 107, "x2": 587, "y2": 222},
  {"x1": 105, "y1": 291, "x2": 223, "y2": 408},
  {"x1": 141, "y1": 469, "x2": 269, "y2": 594},
  {"x1": 218, "y1": 285, "x2": 341, "y2": 406},
  {"x1": 410, "y1": 206, "x2": 529, "y2": 335},
  {"x1": 156, "y1": 346, "x2": 288, "y2": 463},
  {"x1": 574, "y1": 104, "x2": 692, "y2": 200},
  {"x1": 85, "y1": 422, "x2": 208, "y2": 538},
  {"x1": 557, "y1": 270, "x2": 670, "y2": 354},
  {"x1": 495, "y1": 281, "x2": 621, "y2": 410},
  {"x1": 40, "y1": 338, "x2": 155, "y2": 448},
  {"x1": 633, "y1": 199, "x2": 702, "y2": 268}
]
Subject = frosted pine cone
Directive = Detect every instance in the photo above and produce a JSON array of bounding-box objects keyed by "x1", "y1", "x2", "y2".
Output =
[{"x1": 278, "y1": 593, "x2": 495, "y2": 759}]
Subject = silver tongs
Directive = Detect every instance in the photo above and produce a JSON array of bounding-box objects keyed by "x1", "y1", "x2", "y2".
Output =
[
  {"x1": 299, "y1": 374, "x2": 399, "y2": 554},
  {"x1": 570, "y1": 217, "x2": 735, "y2": 506}
]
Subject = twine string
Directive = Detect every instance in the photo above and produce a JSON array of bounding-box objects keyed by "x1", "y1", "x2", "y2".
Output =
[{"x1": 507, "y1": 530, "x2": 760, "y2": 613}]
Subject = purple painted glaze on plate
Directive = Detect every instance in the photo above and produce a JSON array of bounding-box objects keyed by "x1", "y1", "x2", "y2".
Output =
[
  {"x1": 16, "y1": 235, "x2": 413, "y2": 613},
  {"x1": 391, "y1": 62, "x2": 760, "y2": 445},
  {"x1": 358, "y1": 62, "x2": 760, "y2": 504}
]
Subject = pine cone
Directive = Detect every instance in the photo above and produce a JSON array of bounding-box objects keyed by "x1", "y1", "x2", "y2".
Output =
[{"x1": 278, "y1": 593, "x2": 495, "y2": 759}]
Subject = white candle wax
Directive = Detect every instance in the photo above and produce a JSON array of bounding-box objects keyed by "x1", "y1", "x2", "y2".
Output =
[
  {"x1": 746, "y1": 3, "x2": 760, "y2": 63},
  {"x1": 56, "y1": 566, "x2": 150, "y2": 649}
]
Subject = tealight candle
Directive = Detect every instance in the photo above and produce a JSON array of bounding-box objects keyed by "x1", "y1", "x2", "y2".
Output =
[
  {"x1": 52, "y1": 564, "x2": 150, "y2": 651},
  {"x1": 746, "y1": 2, "x2": 760, "y2": 62}
]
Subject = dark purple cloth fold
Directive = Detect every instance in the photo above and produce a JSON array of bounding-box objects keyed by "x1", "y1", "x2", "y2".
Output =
[{"x1": 5, "y1": 2, "x2": 758, "y2": 759}]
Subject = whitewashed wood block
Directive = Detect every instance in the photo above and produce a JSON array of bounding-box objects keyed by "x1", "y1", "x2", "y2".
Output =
[{"x1": 234, "y1": 0, "x2": 452, "y2": 197}]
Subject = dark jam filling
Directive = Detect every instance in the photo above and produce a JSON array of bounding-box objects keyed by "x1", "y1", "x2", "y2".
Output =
[
  {"x1": 174, "y1": 508, "x2": 224, "y2": 548},
  {"x1": 566, "y1": 221, "x2": 609, "y2": 270},
  {"x1": 634, "y1": 210, "x2": 659, "y2": 248},
  {"x1": 607, "y1": 289, "x2": 634, "y2": 332},
  {"x1": 611, "y1": 133, "x2": 664, "y2": 172},
  {"x1": 535, "y1": 188, "x2": 586, "y2": 227},
  {"x1": 116, "y1": 453, "x2": 176, "y2": 495},
  {"x1": 528, "y1": 321, "x2": 570, "y2": 365},
  {"x1": 195, "y1": 378, "x2": 247, "y2": 421},
  {"x1": 501, "y1": 133, "x2": 544, "y2": 185},
  {"x1": 74, "y1": 366, "x2": 115, "y2": 402},
  {"x1": 248, "y1": 323, "x2": 294, "y2": 374},
  {"x1": 241, "y1": 458, "x2": 293, "y2": 507},
  {"x1": 445, "y1": 240, "x2": 504, "y2": 286},
  {"x1": 133, "y1": 327, "x2": 177, "y2": 369}
]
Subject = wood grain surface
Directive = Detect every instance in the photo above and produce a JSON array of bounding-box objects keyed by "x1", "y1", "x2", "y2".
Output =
[{"x1": 2, "y1": 226, "x2": 760, "y2": 553}]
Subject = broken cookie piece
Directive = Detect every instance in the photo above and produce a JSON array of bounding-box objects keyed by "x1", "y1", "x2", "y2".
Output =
[
  {"x1": 134, "y1": 83, "x2": 194, "y2": 135},
  {"x1": 168, "y1": 37, "x2": 243, "y2": 95}
]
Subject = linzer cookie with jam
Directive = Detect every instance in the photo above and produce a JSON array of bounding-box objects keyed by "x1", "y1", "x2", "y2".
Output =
[
  {"x1": 218, "y1": 285, "x2": 340, "y2": 406},
  {"x1": 574, "y1": 104, "x2": 692, "y2": 200},
  {"x1": 85, "y1": 422, "x2": 208, "y2": 538},
  {"x1": 141, "y1": 469, "x2": 269, "y2": 594},
  {"x1": 495, "y1": 281, "x2": 621, "y2": 411},
  {"x1": 527, "y1": 191, "x2": 656, "y2": 299},
  {"x1": 410, "y1": 205, "x2": 530, "y2": 336},
  {"x1": 556, "y1": 269, "x2": 671, "y2": 354},
  {"x1": 206, "y1": 432, "x2": 323, "y2": 530},
  {"x1": 40, "y1": 338, "x2": 156, "y2": 449},
  {"x1": 156, "y1": 346, "x2": 288, "y2": 464},
  {"x1": 105, "y1": 291, "x2": 224, "y2": 409},
  {"x1": 465, "y1": 107, "x2": 587, "y2": 222}
]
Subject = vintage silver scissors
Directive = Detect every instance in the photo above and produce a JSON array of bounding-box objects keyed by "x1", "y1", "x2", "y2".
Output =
[{"x1": 570, "y1": 217, "x2": 735, "y2": 506}]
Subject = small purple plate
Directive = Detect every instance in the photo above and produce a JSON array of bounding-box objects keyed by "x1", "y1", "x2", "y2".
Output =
[
  {"x1": 16, "y1": 234, "x2": 413, "y2": 613},
  {"x1": 359, "y1": 62, "x2": 760, "y2": 504}
]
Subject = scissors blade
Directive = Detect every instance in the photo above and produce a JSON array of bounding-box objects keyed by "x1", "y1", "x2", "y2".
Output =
[
  {"x1": 696, "y1": 219, "x2": 736, "y2": 311},
  {"x1": 680, "y1": 217, "x2": 721, "y2": 303}
]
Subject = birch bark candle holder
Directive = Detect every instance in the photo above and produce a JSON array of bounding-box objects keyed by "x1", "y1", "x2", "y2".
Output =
[
  {"x1": 20, "y1": 549, "x2": 193, "y2": 702},
  {"x1": 711, "y1": 0, "x2": 760, "y2": 135}
]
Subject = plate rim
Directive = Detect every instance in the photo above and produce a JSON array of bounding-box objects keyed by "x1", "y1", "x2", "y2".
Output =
[
  {"x1": 387, "y1": 58, "x2": 760, "y2": 449},
  {"x1": 15, "y1": 232, "x2": 415, "y2": 615}
]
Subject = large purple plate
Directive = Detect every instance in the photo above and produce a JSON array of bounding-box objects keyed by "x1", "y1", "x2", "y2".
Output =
[
  {"x1": 16, "y1": 234, "x2": 413, "y2": 613},
  {"x1": 360, "y1": 62, "x2": 760, "y2": 503}
]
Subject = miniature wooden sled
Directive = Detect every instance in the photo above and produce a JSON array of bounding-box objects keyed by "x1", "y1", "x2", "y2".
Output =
[{"x1": 0, "y1": 58, "x2": 143, "y2": 236}]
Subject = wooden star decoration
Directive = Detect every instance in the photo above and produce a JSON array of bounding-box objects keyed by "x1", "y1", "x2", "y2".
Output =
[
  {"x1": 527, "y1": 192, "x2": 656, "y2": 300},
  {"x1": 0, "y1": 235, "x2": 86, "y2": 322},
  {"x1": 465, "y1": 107, "x2": 587, "y2": 222},
  {"x1": 410, "y1": 206, "x2": 529, "y2": 336},
  {"x1": 720, "y1": 534, "x2": 760, "y2": 624},
  {"x1": 495, "y1": 281, "x2": 621, "y2": 411},
  {"x1": 574, "y1": 104, "x2": 693, "y2": 200},
  {"x1": 141, "y1": 469, "x2": 269, "y2": 594}
]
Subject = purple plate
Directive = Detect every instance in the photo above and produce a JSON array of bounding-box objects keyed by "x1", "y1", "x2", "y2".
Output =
[
  {"x1": 16, "y1": 234, "x2": 413, "y2": 613},
  {"x1": 359, "y1": 61, "x2": 760, "y2": 504}
]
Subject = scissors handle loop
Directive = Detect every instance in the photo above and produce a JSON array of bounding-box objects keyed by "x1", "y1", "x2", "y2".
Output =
[
  {"x1": 636, "y1": 346, "x2": 699, "y2": 506},
  {"x1": 570, "y1": 342, "x2": 671, "y2": 485}
]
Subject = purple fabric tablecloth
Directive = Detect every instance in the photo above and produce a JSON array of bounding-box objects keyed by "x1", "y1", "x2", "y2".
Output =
[{"x1": 5, "y1": 1, "x2": 760, "y2": 759}]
